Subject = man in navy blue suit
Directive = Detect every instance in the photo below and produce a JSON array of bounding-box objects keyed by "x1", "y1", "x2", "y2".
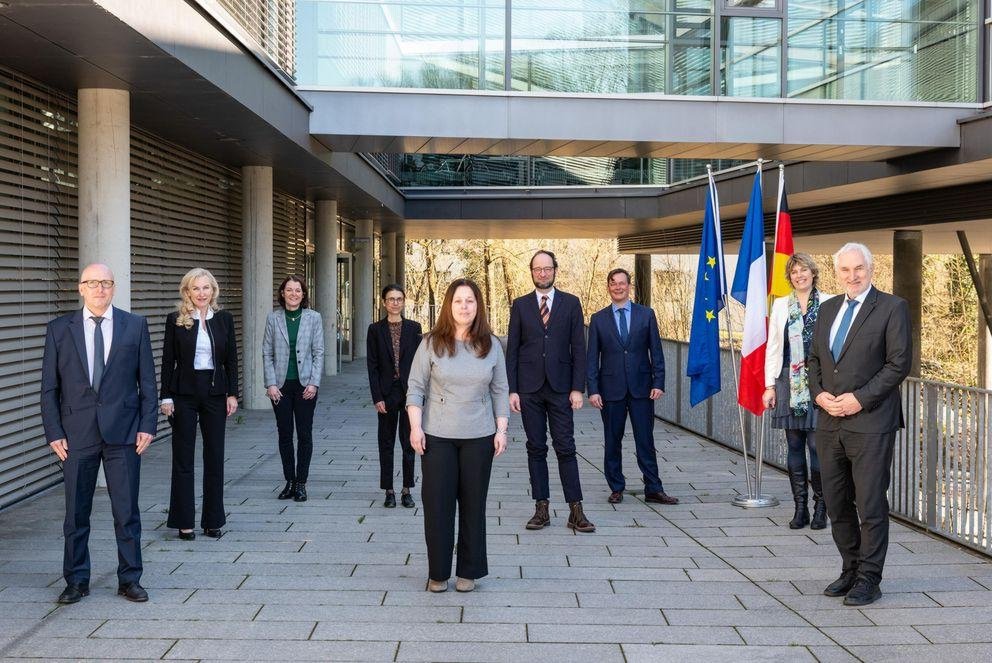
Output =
[
  {"x1": 587, "y1": 268, "x2": 678, "y2": 506},
  {"x1": 41, "y1": 263, "x2": 158, "y2": 604},
  {"x1": 507, "y1": 250, "x2": 594, "y2": 533}
]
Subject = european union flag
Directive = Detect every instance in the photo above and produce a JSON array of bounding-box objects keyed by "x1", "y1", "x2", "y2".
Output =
[{"x1": 686, "y1": 177, "x2": 725, "y2": 406}]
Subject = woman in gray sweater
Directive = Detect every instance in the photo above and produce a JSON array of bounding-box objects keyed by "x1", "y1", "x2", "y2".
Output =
[{"x1": 406, "y1": 278, "x2": 509, "y2": 593}]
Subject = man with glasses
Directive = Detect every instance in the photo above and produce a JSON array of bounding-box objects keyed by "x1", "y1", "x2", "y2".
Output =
[
  {"x1": 41, "y1": 263, "x2": 158, "y2": 604},
  {"x1": 507, "y1": 250, "x2": 594, "y2": 533}
]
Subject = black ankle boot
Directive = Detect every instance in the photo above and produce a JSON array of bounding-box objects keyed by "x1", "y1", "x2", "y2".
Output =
[
  {"x1": 788, "y1": 468, "x2": 809, "y2": 529},
  {"x1": 278, "y1": 481, "x2": 295, "y2": 500},
  {"x1": 810, "y1": 470, "x2": 827, "y2": 530},
  {"x1": 293, "y1": 482, "x2": 308, "y2": 502}
]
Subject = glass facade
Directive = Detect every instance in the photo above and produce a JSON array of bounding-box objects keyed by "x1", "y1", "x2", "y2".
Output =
[
  {"x1": 369, "y1": 153, "x2": 744, "y2": 187},
  {"x1": 297, "y1": 0, "x2": 981, "y2": 102}
]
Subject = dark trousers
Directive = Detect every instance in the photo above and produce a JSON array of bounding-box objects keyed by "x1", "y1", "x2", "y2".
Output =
[
  {"x1": 785, "y1": 429, "x2": 820, "y2": 477},
  {"x1": 272, "y1": 378, "x2": 317, "y2": 483},
  {"x1": 601, "y1": 395, "x2": 663, "y2": 494},
  {"x1": 63, "y1": 440, "x2": 142, "y2": 586},
  {"x1": 817, "y1": 429, "x2": 896, "y2": 584},
  {"x1": 421, "y1": 434, "x2": 494, "y2": 581},
  {"x1": 520, "y1": 382, "x2": 583, "y2": 503},
  {"x1": 377, "y1": 380, "x2": 415, "y2": 490},
  {"x1": 168, "y1": 371, "x2": 227, "y2": 530}
]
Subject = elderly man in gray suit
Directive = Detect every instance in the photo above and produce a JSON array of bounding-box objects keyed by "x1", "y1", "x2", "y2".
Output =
[{"x1": 808, "y1": 242, "x2": 912, "y2": 607}]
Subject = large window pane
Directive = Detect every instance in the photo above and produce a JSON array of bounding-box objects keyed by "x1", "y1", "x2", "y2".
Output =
[
  {"x1": 721, "y1": 16, "x2": 781, "y2": 96},
  {"x1": 787, "y1": 0, "x2": 978, "y2": 102},
  {"x1": 296, "y1": 0, "x2": 505, "y2": 89},
  {"x1": 510, "y1": 1, "x2": 713, "y2": 94}
]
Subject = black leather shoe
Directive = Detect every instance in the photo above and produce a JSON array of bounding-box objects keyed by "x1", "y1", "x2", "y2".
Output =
[
  {"x1": 278, "y1": 481, "x2": 296, "y2": 500},
  {"x1": 823, "y1": 569, "x2": 859, "y2": 597},
  {"x1": 384, "y1": 492, "x2": 396, "y2": 508},
  {"x1": 293, "y1": 482, "x2": 308, "y2": 502},
  {"x1": 57, "y1": 583, "x2": 89, "y2": 604},
  {"x1": 202, "y1": 528, "x2": 223, "y2": 538},
  {"x1": 843, "y1": 578, "x2": 882, "y2": 606},
  {"x1": 117, "y1": 582, "x2": 149, "y2": 602},
  {"x1": 178, "y1": 529, "x2": 196, "y2": 541},
  {"x1": 644, "y1": 491, "x2": 679, "y2": 505},
  {"x1": 401, "y1": 492, "x2": 415, "y2": 508}
]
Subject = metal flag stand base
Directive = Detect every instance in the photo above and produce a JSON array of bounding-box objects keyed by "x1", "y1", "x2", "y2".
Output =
[{"x1": 732, "y1": 494, "x2": 780, "y2": 508}]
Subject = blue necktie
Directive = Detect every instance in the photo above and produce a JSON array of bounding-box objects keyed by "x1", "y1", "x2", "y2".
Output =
[
  {"x1": 831, "y1": 299, "x2": 858, "y2": 362},
  {"x1": 617, "y1": 307, "x2": 628, "y2": 345},
  {"x1": 91, "y1": 316, "x2": 105, "y2": 392}
]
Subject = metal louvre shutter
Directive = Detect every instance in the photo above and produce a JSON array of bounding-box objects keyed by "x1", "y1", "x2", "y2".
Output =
[
  {"x1": 271, "y1": 192, "x2": 309, "y2": 299},
  {"x1": 0, "y1": 67, "x2": 79, "y2": 509},
  {"x1": 130, "y1": 129, "x2": 244, "y2": 404}
]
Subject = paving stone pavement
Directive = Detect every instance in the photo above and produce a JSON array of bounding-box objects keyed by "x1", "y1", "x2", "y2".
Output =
[{"x1": 1, "y1": 362, "x2": 991, "y2": 662}]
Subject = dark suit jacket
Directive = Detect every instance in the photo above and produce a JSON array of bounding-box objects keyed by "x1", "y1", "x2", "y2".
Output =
[
  {"x1": 587, "y1": 302, "x2": 665, "y2": 401},
  {"x1": 366, "y1": 317, "x2": 423, "y2": 403},
  {"x1": 160, "y1": 309, "x2": 239, "y2": 399},
  {"x1": 506, "y1": 289, "x2": 586, "y2": 394},
  {"x1": 808, "y1": 286, "x2": 912, "y2": 434},
  {"x1": 41, "y1": 307, "x2": 158, "y2": 447}
]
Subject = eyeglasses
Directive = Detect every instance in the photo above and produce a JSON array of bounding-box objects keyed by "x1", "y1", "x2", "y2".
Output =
[
  {"x1": 384, "y1": 297, "x2": 405, "y2": 304},
  {"x1": 531, "y1": 267, "x2": 555, "y2": 274},
  {"x1": 80, "y1": 280, "x2": 115, "y2": 290}
]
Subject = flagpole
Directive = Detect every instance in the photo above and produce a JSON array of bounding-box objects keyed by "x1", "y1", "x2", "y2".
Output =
[
  {"x1": 754, "y1": 164, "x2": 786, "y2": 502},
  {"x1": 753, "y1": 162, "x2": 767, "y2": 499},
  {"x1": 708, "y1": 165, "x2": 753, "y2": 499}
]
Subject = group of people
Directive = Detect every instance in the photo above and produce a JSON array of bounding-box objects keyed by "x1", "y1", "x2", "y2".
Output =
[
  {"x1": 42, "y1": 239, "x2": 910, "y2": 609},
  {"x1": 42, "y1": 265, "x2": 322, "y2": 604},
  {"x1": 367, "y1": 250, "x2": 677, "y2": 593}
]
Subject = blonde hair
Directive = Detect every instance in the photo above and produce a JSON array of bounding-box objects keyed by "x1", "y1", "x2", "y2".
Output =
[
  {"x1": 785, "y1": 253, "x2": 820, "y2": 290},
  {"x1": 175, "y1": 268, "x2": 220, "y2": 329}
]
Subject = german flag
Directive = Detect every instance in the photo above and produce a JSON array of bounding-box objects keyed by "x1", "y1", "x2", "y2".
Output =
[{"x1": 768, "y1": 167, "x2": 794, "y2": 302}]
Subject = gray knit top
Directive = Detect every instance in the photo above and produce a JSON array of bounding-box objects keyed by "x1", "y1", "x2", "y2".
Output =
[{"x1": 406, "y1": 336, "x2": 510, "y2": 438}]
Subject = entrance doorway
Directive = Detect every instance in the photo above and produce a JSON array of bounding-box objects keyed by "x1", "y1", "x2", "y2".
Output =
[{"x1": 337, "y1": 252, "x2": 353, "y2": 371}]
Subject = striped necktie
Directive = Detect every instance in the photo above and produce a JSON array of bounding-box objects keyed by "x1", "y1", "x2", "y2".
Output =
[{"x1": 540, "y1": 295, "x2": 550, "y2": 328}]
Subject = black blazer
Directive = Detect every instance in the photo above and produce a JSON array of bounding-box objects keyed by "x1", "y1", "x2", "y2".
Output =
[
  {"x1": 808, "y1": 286, "x2": 912, "y2": 434},
  {"x1": 160, "y1": 309, "x2": 239, "y2": 399},
  {"x1": 366, "y1": 317, "x2": 423, "y2": 403},
  {"x1": 506, "y1": 289, "x2": 586, "y2": 395}
]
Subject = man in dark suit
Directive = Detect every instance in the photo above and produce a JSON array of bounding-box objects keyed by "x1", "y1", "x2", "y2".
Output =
[
  {"x1": 41, "y1": 263, "x2": 158, "y2": 604},
  {"x1": 367, "y1": 284, "x2": 423, "y2": 508},
  {"x1": 587, "y1": 268, "x2": 678, "y2": 506},
  {"x1": 507, "y1": 250, "x2": 594, "y2": 533},
  {"x1": 808, "y1": 243, "x2": 912, "y2": 607}
]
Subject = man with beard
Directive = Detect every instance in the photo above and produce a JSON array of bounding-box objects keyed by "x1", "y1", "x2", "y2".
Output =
[{"x1": 506, "y1": 250, "x2": 594, "y2": 533}]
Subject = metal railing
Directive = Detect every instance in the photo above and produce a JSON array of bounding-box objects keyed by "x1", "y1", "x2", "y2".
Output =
[{"x1": 659, "y1": 339, "x2": 992, "y2": 556}]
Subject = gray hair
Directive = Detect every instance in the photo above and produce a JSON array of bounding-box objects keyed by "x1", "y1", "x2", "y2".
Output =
[{"x1": 833, "y1": 242, "x2": 873, "y2": 271}]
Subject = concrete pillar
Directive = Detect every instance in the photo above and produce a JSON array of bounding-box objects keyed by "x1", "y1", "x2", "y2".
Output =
[
  {"x1": 396, "y1": 231, "x2": 406, "y2": 290},
  {"x1": 381, "y1": 231, "x2": 397, "y2": 288},
  {"x1": 353, "y1": 219, "x2": 374, "y2": 359},
  {"x1": 892, "y1": 230, "x2": 923, "y2": 378},
  {"x1": 77, "y1": 88, "x2": 131, "y2": 309},
  {"x1": 242, "y1": 166, "x2": 274, "y2": 409},
  {"x1": 315, "y1": 200, "x2": 338, "y2": 377},
  {"x1": 634, "y1": 254, "x2": 652, "y2": 307},
  {"x1": 979, "y1": 255, "x2": 992, "y2": 389}
]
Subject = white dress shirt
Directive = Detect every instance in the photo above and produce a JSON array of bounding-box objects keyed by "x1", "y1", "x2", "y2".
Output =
[
  {"x1": 535, "y1": 288, "x2": 556, "y2": 312},
  {"x1": 828, "y1": 285, "x2": 872, "y2": 349},
  {"x1": 83, "y1": 305, "x2": 113, "y2": 384},
  {"x1": 192, "y1": 309, "x2": 215, "y2": 370}
]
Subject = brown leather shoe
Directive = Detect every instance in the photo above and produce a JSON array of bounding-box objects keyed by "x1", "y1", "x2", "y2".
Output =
[
  {"x1": 567, "y1": 501, "x2": 595, "y2": 533},
  {"x1": 608, "y1": 491, "x2": 623, "y2": 504},
  {"x1": 644, "y1": 491, "x2": 679, "y2": 505},
  {"x1": 526, "y1": 499, "x2": 550, "y2": 530}
]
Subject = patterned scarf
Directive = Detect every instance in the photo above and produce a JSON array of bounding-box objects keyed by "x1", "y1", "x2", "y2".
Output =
[{"x1": 787, "y1": 289, "x2": 820, "y2": 416}]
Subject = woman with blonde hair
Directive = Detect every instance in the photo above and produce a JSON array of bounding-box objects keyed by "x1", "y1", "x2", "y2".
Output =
[
  {"x1": 763, "y1": 253, "x2": 834, "y2": 530},
  {"x1": 406, "y1": 278, "x2": 509, "y2": 593},
  {"x1": 160, "y1": 268, "x2": 238, "y2": 540}
]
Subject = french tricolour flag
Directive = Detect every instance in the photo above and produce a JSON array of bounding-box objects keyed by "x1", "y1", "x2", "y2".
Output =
[{"x1": 730, "y1": 167, "x2": 768, "y2": 416}]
